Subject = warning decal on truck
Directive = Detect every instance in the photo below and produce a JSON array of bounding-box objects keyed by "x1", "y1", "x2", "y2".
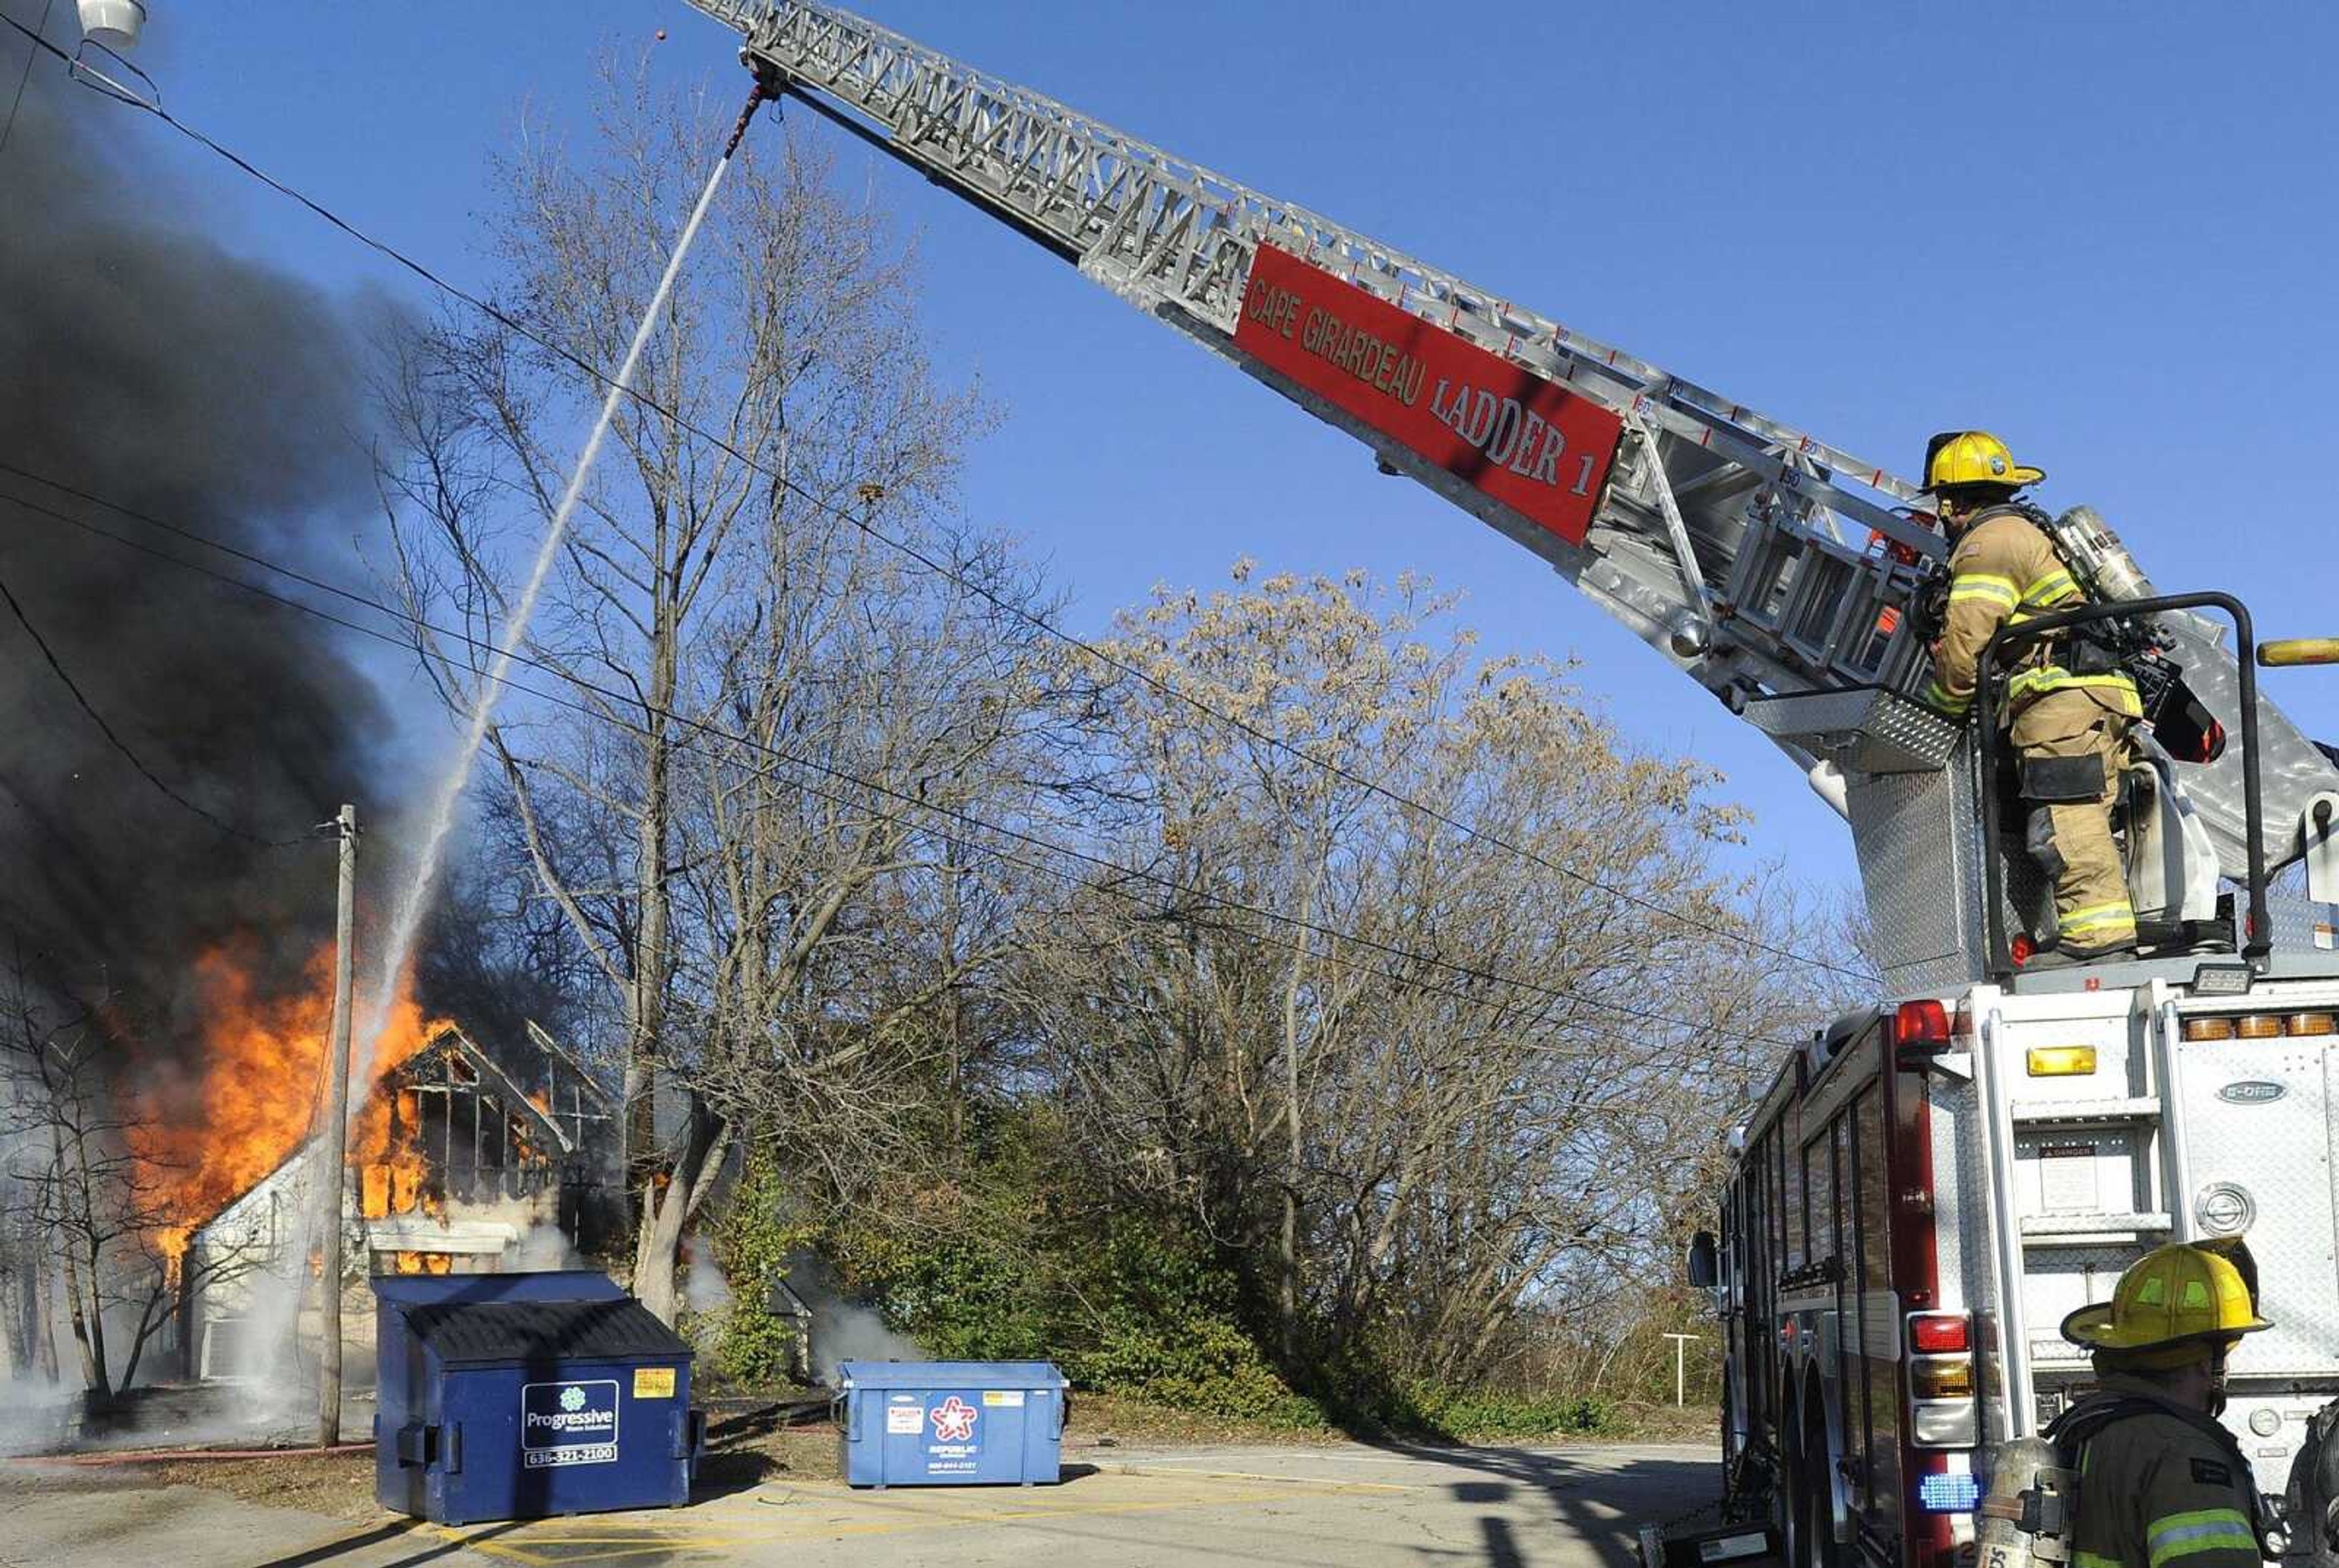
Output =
[
  {"x1": 1232, "y1": 243, "x2": 1623, "y2": 547},
  {"x1": 522, "y1": 1379, "x2": 621, "y2": 1468}
]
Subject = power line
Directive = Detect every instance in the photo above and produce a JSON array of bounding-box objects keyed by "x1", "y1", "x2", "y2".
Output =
[
  {"x1": 13, "y1": 481, "x2": 1795, "y2": 1047},
  {"x1": 0, "y1": 7, "x2": 1868, "y2": 985},
  {"x1": 0, "y1": 557, "x2": 306, "y2": 846},
  {"x1": 0, "y1": 0, "x2": 51, "y2": 161},
  {"x1": 1, "y1": 476, "x2": 1818, "y2": 1050}
]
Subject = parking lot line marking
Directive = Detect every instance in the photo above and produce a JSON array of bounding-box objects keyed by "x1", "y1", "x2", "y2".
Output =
[{"x1": 423, "y1": 1530, "x2": 559, "y2": 1566}]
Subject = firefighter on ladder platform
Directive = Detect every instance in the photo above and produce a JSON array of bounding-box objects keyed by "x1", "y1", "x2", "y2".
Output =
[
  {"x1": 1917, "y1": 431, "x2": 2144, "y2": 960},
  {"x1": 2044, "y1": 1242, "x2": 2274, "y2": 1568}
]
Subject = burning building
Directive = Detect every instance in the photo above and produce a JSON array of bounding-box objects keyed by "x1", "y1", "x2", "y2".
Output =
[{"x1": 182, "y1": 1021, "x2": 619, "y2": 1383}]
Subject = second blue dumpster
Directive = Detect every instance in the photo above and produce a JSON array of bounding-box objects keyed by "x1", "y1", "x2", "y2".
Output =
[{"x1": 837, "y1": 1360, "x2": 1068, "y2": 1488}]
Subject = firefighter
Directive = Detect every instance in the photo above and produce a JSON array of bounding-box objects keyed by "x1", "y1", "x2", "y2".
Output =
[
  {"x1": 1916, "y1": 431, "x2": 2144, "y2": 959},
  {"x1": 2054, "y1": 1242, "x2": 2273, "y2": 1568}
]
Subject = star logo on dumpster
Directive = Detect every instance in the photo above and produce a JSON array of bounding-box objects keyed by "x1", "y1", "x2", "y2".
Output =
[
  {"x1": 930, "y1": 1396, "x2": 978, "y2": 1443},
  {"x1": 560, "y1": 1385, "x2": 587, "y2": 1412}
]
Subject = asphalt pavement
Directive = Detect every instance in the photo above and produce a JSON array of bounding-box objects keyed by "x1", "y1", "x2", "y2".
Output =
[{"x1": 0, "y1": 1441, "x2": 1718, "y2": 1567}]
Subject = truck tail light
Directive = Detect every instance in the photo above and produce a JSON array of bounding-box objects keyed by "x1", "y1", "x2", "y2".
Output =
[
  {"x1": 1908, "y1": 1314, "x2": 1970, "y2": 1354},
  {"x1": 1911, "y1": 1361, "x2": 1974, "y2": 1399},
  {"x1": 1907, "y1": 1312, "x2": 1977, "y2": 1450}
]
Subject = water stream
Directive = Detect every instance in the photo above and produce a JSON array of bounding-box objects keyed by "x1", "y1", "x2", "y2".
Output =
[{"x1": 346, "y1": 150, "x2": 739, "y2": 1102}]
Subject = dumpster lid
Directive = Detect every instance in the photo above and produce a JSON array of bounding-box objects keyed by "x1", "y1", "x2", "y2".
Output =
[
  {"x1": 836, "y1": 1360, "x2": 1066, "y2": 1390},
  {"x1": 370, "y1": 1269, "x2": 626, "y2": 1309},
  {"x1": 405, "y1": 1298, "x2": 693, "y2": 1368}
]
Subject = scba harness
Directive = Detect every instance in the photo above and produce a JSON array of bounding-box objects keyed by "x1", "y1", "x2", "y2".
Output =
[
  {"x1": 1915, "y1": 503, "x2": 2223, "y2": 765},
  {"x1": 1975, "y1": 1397, "x2": 2274, "y2": 1568}
]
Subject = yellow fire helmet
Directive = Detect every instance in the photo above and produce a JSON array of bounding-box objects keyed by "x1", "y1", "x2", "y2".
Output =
[
  {"x1": 2062, "y1": 1242, "x2": 2273, "y2": 1357},
  {"x1": 1922, "y1": 430, "x2": 2045, "y2": 491}
]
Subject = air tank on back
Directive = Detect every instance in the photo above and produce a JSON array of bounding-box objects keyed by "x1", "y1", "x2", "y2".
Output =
[
  {"x1": 2048, "y1": 506, "x2": 2157, "y2": 603},
  {"x1": 76, "y1": 1, "x2": 147, "y2": 51},
  {"x1": 1974, "y1": 1433, "x2": 2077, "y2": 1568}
]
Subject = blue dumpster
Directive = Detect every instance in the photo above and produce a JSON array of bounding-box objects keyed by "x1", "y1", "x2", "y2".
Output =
[
  {"x1": 837, "y1": 1360, "x2": 1068, "y2": 1488},
  {"x1": 372, "y1": 1271, "x2": 702, "y2": 1524}
]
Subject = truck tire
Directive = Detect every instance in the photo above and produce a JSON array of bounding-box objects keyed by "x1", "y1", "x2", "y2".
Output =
[
  {"x1": 1779, "y1": 1402, "x2": 1808, "y2": 1568},
  {"x1": 1721, "y1": 1387, "x2": 1738, "y2": 1501},
  {"x1": 1791, "y1": 1405, "x2": 1840, "y2": 1568}
]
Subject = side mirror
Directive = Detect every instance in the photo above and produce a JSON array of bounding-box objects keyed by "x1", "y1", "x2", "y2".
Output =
[
  {"x1": 2260, "y1": 639, "x2": 2339, "y2": 668},
  {"x1": 1687, "y1": 1229, "x2": 1720, "y2": 1290}
]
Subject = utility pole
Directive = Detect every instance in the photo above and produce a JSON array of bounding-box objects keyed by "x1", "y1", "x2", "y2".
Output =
[
  {"x1": 1663, "y1": 1332, "x2": 1703, "y2": 1408},
  {"x1": 315, "y1": 804, "x2": 358, "y2": 1446}
]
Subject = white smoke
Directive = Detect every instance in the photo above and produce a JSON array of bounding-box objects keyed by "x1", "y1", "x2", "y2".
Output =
[
  {"x1": 681, "y1": 1234, "x2": 732, "y2": 1315},
  {"x1": 784, "y1": 1253, "x2": 923, "y2": 1383},
  {"x1": 370, "y1": 1191, "x2": 581, "y2": 1273},
  {"x1": 0, "y1": 1376, "x2": 77, "y2": 1458}
]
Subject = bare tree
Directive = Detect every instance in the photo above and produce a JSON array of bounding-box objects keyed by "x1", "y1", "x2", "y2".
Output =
[
  {"x1": 1, "y1": 965, "x2": 260, "y2": 1399},
  {"x1": 377, "y1": 58, "x2": 1023, "y2": 1320},
  {"x1": 1018, "y1": 566, "x2": 1819, "y2": 1388}
]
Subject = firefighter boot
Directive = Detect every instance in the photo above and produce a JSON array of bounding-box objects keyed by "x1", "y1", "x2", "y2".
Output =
[{"x1": 2013, "y1": 691, "x2": 2139, "y2": 959}]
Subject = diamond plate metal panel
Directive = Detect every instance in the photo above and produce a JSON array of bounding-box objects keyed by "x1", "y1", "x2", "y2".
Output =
[
  {"x1": 2023, "y1": 1242, "x2": 2161, "y2": 1375},
  {"x1": 2270, "y1": 894, "x2": 2339, "y2": 957},
  {"x1": 1854, "y1": 695, "x2": 1965, "y2": 775},
  {"x1": 1851, "y1": 764, "x2": 1984, "y2": 993},
  {"x1": 2165, "y1": 1039, "x2": 2339, "y2": 1377},
  {"x1": 1931, "y1": 1076, "x2": 1980, "y2": 1319},
  {"x1": 1743, "y1": 687, "x2": 1888, "y2": 744},
  {"x1": 1743, "y1": 689, "x2": 1961, "y2": 775},
  {"x1": 1999, "y1": 1007, "x2": 2149, "y2": 1109}
]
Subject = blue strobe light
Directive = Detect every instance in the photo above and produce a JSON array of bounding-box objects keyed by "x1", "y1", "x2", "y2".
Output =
[{"x1": 1920, "y1": 1472, "x2": 1981, "y2": 1513}]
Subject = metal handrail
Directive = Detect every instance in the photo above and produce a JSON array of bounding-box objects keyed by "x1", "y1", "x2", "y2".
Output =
[{"x1": 1974, "y1": 592, "x2": 2269, "y2": 977}]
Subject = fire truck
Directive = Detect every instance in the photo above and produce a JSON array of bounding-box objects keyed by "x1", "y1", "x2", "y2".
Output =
[
  {"x1": 670, "y1": 4, "x2": 2339, "y2": 1563},
  {"x1": 1692, "y1": 944, "x2": 2339, "y2": 1568}
]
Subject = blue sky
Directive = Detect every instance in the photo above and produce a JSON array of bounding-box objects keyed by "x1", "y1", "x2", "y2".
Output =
[{"x1": 9, "y1": 1, "x2": 2337, "y2": 898}]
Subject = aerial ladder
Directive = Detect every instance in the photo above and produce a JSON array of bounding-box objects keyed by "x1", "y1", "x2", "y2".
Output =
[{"x1": 680, "y1": 0, "x2": 2339, "y2": 994}]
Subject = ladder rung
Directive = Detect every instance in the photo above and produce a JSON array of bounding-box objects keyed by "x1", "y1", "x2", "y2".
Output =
[
  {"x1": 2020, "y1": 1211, "x2": 2171, "y2": 1241},
  {"x1": 2010, "y1": 1096, "x2": 2161, "y2": 1123}
]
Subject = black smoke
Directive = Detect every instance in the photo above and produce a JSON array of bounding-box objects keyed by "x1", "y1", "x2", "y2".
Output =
[{"x1": 0, "y1": 27, "x2": 393, "y2": 1051}]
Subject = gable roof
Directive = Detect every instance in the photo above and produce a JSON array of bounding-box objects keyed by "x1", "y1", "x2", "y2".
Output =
[
  {"x1": 190, "y1": 1021, "x2": 587, "y2": 1243},
  {"x1": 404, "y1": 1025, "x2": 576, "y2": 1156},
  {"x1": 523, "y1": 1021, "x2": 615, "y2": 1108}
]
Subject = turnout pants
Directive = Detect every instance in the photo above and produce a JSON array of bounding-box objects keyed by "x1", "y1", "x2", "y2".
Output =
[{"x1": 2012, "y1": 689, "x2": 2138, "y2": 954}]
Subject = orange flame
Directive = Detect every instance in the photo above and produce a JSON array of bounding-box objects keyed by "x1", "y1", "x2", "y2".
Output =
[
  {"x1": 355, "y1": 1078, "x2": 442, "y2": 1225},
  {"x1": 133, "y1": 944, "x2": 448, "y2": 1259}
]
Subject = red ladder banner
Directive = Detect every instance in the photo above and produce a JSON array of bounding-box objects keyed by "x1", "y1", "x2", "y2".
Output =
[{"x1": 1233, "y1": 244, "x2": 1624, "y2": 547}]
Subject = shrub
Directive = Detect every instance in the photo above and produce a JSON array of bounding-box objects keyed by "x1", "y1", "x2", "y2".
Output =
[{"x1": 712, "y1": 1149, "x2": 820, "y2": 1387}]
